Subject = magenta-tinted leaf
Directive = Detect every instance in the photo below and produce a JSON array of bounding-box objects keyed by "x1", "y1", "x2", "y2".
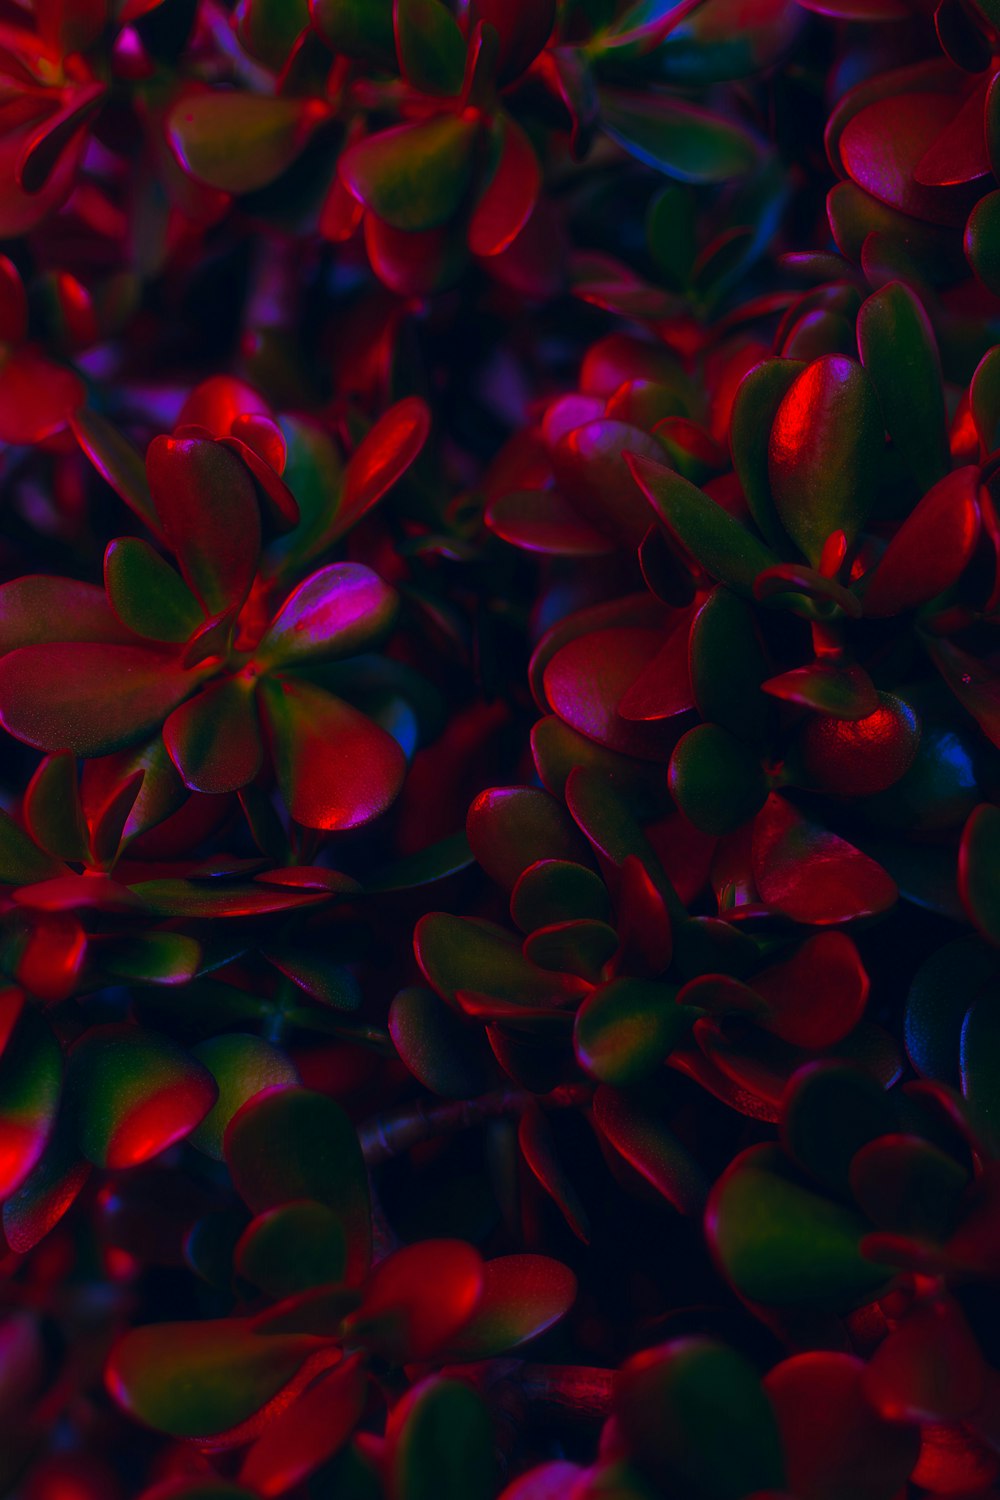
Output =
[
  {"x1": 255, "y1": 564, "x2": 398, "y2": 670},
  {"x1": 168, "y1": 93, "x2": 325, "y2": 195},
  {"x1": 0, "y1": 347, "x2": 84, "y2": 445},
  {"x1": 552, "y1": 421, "x2": 667, "y2": 548},
  {"x1": 839, "y1": 91, "x2": 977, "y2": 227},
  {"x1": 146, "y1": 436, "x2": 261, "y2": 616},
  {"x1": 543, "y1": 626, "x2": 680, "y2": 760},
  {"x1": 0, "y1": 643, "x2": 198, "y2": 756}
]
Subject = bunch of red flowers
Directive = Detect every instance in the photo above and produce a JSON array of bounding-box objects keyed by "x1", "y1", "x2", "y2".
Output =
[{"x1": 4, "y1": 0, "x2": 1000, "y2": 1497}]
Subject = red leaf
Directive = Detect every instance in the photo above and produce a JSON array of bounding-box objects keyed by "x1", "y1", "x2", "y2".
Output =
[
  {"x1": 260, "y1": 677, "x2": 406, "y2": 831},
  {"x1": 863, "y1": 468, "x2": 980, "y2": 615},
  {"x1": 344, "y1": 1240, "x2": 484, "y2": 1361},
  {"x1": 0, "y1": 643, "x2": 198, "y2": 756},
  {"x1": 755, "y1": 933, "x2": 869, "y2": 1049},
  {"x1": 468, "y1": 115, "x2": 541, "y2": 258},
  {"x1": 146, "y1": 436, "x2": 261, "y2": 616},
  {"x1": 0, "y1": 346, "x2": 85, "y2": 445},
  {"x1": 239, "y1": 1355, "x2": 368, "y2": 1496},
  {"x1": 163, "y1": 677, "x2": 263, "y2": 795},
  {"x1": 752, "y1": 794, "x2": 897, "y2": 923}
]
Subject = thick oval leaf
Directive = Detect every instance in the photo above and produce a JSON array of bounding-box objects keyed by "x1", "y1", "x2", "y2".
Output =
[
  {"x1": 239, "y1": 1353, "x2": 368, "y2": 1496},
  {"x1": 960, "y1": 996, "x2": 1000, "y2": 1153},
  {"x1": 340, "y1": 117, "x2": 478, "y2": 232},
  {"x1": 756, "y1": 933, "x2": 869, "y2": 1049},
  {"x1": 433, "y1": 1255, "x2": 577, "y2": 1360},
  {"x1": 260, "y1": 677, "x2": 406, "y2": 831},
  {"x1": 467, "y1": 0, "x2": 554, "y2": 81},
  {"x1": 467, "y1": 787, "x2": 592, "y2": 892},
  {"x1": 766, "y1": 1353, "x2": 920, "y2": 1500},
  {"x1": 394, "y1": 0, "x2": 465, "y2": 95},
  {"x1": 0, "y1": 576, "x2": 132, "y2": 653},
  {"x1": 71, "y1": 409, "x2": 158, "y2": 532},
  {"x1": 850, "y1": 1134, "x2": 969, "y2": 1240},
  {"x1": 104, "y1": 538, "x2": 203, "y2": 644},
  {"x1": 574, "y1": 979, "x2": 685, "y2": 1085},
  {"x1": 106, "y1": 1318, "x2": 328, "y2": 1439},
  {"x1": 468, "y1": 114, "x2": 541, "y2": 258},
  {"x1": 669, "y1": 724, "x2": 769, "y2": 836},
  {"x1": 543, "y1": 625, "x2": 680, "y2": 760},
  {"x1": 510, "y1": 860, "x2": 613, "y2": 933},
  {"x1": 617, "y1": 1339, "x2": 785, "y2": 1499},
  {"x1": 164, "y1": 676, "x2": 263, "y2": 795},
  {"x1": 256, "y1": 564, "x2": 398, "y2": 670},
  {"x1": 628, "y1": 453, "x2": 779, "y2": 595},
  {"x1": 344, "y1": 1240, "x2": 483, "y2": 1361},
  {"x1": 862, "y1": 467, "x2": 980, "y2": 616},
  {"x1": 224, "y1": 1087, "x2": 370, "y2": 1283},
  {"x1": 730, "y1": 359, "x2": 806, "y2": 552},
  {"x1": 0, "y1": 643, "x2": 197, "y2": 756},
  {"x1": 0, "y1": 1007, "x2": 61, "y2": 1199},
  {"x1": 415, "y1": 913, "x2": 587, "y2": 1007},
  {"x1": 689, "y1": 587, "x2": 770, "y2": 742},
  {"x1": 768, "y1": 356, "x2": 883, "y2": 567},
  {"x1": 762, "y1": 662, "x2": 879, "y2": 720},
  {"x1": 68, "y1": 1026, "x2": 217, "y2": 1169},
  {"x1": 752, "y1": 795, "x2": 897, "y2": 924},
  {"x1": 600, "y1": 89, "x2": 759, "y2": 183},
  {"x1": 959, "y1": 803, "x2": 1000, "y2": 944},
  {"x1": 518, "y1": 1104, "x2": 591, "y2": 1243},
  {"x1": 389, "y1": 986, "x2": 503, "y2": 1098},
  {"x1": 782, "y1": 1062, "x2": 897, "y2": 1194},
  {"x1": 708, "y1": 1146, "x2": 892, "y2": 1306},
  {"x1": 235, "y1": 1201, "x2": 347, "y2": 1298},
  {"x1": 389, "y1": 1377, "x2": 495, "y2": 1500},
  {"x1": 168, "y1": 93, "x2": 324, "y2": 195},
  {"x1": 188, "y1": 1034, "x2": 299, "y2": 1160},
  {"x1": 146, "y1": 436, "x2": 261, "y2": 617},
  {"x1": 856, "y1": 281, "x2": 949, "y2": 492},
  {"x1": 593, "y1": 1086, "x2": 708, "y2": 1214}
]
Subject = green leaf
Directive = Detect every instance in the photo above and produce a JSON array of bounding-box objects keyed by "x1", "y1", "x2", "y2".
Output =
[
  {"x1": 236, "y1": 1201, "x2": 347, "y2": 1297},
  {"x1": 669, "y1": 724, "x2": 768, "y2": 836},
  {"x1": 574, "y1": 979, "x2": 685, "y2": 1085},
  {"x1": 592, "y1": 1087, "x2": 708, "y2": 1214},
  {"x1": 616, "y1": 1339, "x2": 785, "y2": 1499},
  {"x1": 0, "y1": 806, "x2": 65, "y2": 885},
  {"x1": 224, "y1": 1087, "x2": 371, "y2": 1284},
  {"x1": 0, "y1": 1007, "x2": 62, "y2": 1200},
  {"x1": 708, "y1": 1145, "x2": 892, "y2": 1307},
  {"x1": 628, "y1": 452, "x2": 779, "y2": 595},
  {"x1": 415, "y1": 912, "x2": 587, "y2": 1007},
  {"x1": 970, "y1": 344, "x2": 1000, "y2": 453},
  {"x1": 168, "y1": 94, "x2": 325, "y2": 196},
  {"x1": 768, "y1": 356, "x2": 883, "y2": 567},
  {"x1": 394, "y1": 0, "x2": 466, "y2": 94},
  {"x1": 689, "y1": 587, "x2": 770, "y2": 741},
  {"x1": 600, "y1": 89, "x2": 759, "y2": 183},
  {"x1": 511, "y1": 859, "x2": 614, "y2": 933},
  {"x1": 857, "y1": 281, "x2": 949, "y2": 492},
  {"x1": 959, "y1": 804, "x2": 1000, "y2": 944},
  {"x1": 391, "y1": 1379, "x2": 495, "y2": 1500},
  {"x1": 104, "y1": 538, "x2": 203, "y2": 643},
  {"x1": 235, "y1": 0, "x2": 310, "y2": 69},
  {"x1": 340, "y1": 116, "x2": 479, "y2": 231},
  {"x1": 389, "y1": 986, "x2": 501, "y2": 1098},
  {"x1": 189, "y1": 1034, "x2": 300, "y2": 1160},
  {"x1": 467, "y1": 786, "x2": 593, "y2": 893},
  {"x1": 68, "y1": 1026, "x2": 217, "y2": 1169},
  {"x1": 965, "y1": 189, "x2": 1000, "y2": 298},
  {"x1": 782, "y1": 1063, "x2": 897, "y2": 1195},
  {"x1": 70, "y1": 409, "x2": 158, "y2": 532},
  {"x1": 106, "y1": 1318, "x2": 327, "y2": 1439},
  {"x1": 311, "y1": 0, "x2": 397, "y2": 65},
  {"x1": 730, "y1": 359, "x2": 804, "y2": 553}
]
